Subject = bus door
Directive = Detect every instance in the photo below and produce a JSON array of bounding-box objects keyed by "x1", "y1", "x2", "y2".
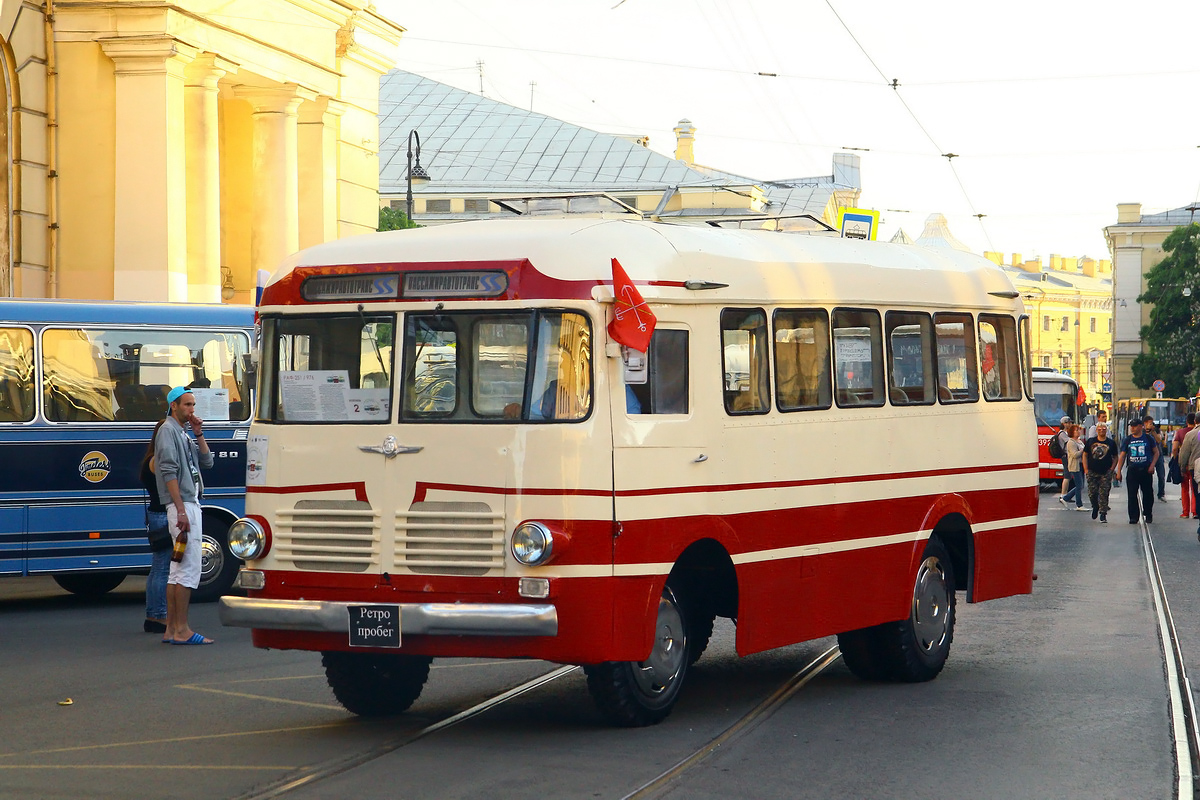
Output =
[{"x1": 610, "y1": 327, "x2": 711, "y2": 602}]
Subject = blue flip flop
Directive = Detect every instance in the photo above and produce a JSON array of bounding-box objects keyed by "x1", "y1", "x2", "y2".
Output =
[{"x1": 171, "y1": 633, "x2": 213, "y2": 645}]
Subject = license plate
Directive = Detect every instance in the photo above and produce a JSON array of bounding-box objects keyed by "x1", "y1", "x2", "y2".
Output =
[{"x1": 347, "y1": 605, "x2": 401, "y2": 648}]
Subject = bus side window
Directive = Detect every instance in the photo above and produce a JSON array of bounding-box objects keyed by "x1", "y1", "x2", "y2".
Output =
[
  {"x1": 832, "y1": 308, "x2": 884, "y2": 408},
  {"x1": 979, "y1": 314, "x2": 1022, "y2": 401},
  {"x1": 0, "y1": 328, "x2": 35, "y2": 423},
  {"x1": 627, "y1": 329, "x2": 689, "y2": 415},
  {"x1": 884, "y1": 311, "x2": 935, "y2": 405},
  {"x1": 773, "y1": 309, "x2": 831, "y2": 411},
  {"x1": 721, "y1": 309, "x2": 769, "y2": 415},
  {"x1": 933, "y1": 312, "x2": 979, "y2": 404},
  {"x1": 42, "y1": 331, "x2": 114, "y2": 422}
]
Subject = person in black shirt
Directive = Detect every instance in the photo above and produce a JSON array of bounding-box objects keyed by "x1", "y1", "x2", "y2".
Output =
[{"x1": 1083, "y1": 422, "x2": 1118, "y2": 523}]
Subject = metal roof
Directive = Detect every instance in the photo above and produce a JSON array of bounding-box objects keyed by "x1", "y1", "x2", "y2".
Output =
[{"x1": 377, "y1": 70, "x2": 858, "y2": 217}]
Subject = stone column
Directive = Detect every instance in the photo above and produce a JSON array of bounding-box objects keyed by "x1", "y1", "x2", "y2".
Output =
[
  {"x1": 297, "y1": 97, "x2": 345, "y2": 250},
  {"x1": 100, "y1": 37, "x2": 196, "y2": 301},
  {"x1": 184, "y1": 54, "x2": 234, "y2": 303},
  {"x1": 233, "y1": 85, "x2": 314, "y2": 278}
]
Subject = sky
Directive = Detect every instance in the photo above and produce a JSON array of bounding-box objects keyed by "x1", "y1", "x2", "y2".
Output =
[{"x1": 374, "y1": 0, "x2": 1200, "y2": 263}]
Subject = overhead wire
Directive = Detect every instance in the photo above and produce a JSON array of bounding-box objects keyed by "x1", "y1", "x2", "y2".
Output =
[{"x1": 822, "y1": 0, "x2": 994, "y2": 250}]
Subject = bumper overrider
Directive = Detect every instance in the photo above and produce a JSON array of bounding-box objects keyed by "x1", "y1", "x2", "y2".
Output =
[{"x1": 219, "y1": 595, "x2": 559, "y2": 637}]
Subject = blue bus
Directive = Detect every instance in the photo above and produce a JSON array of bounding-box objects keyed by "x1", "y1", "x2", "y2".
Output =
[{"x1": 0, "y1": 300, "x2": 254, "y2": 601}]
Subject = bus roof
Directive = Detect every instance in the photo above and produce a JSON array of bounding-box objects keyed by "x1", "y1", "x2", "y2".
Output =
[
  {"x1": 264, "y1": 218, "x2": 1022, "y2": 310},
  {"x1": 0, "y1": 299, "x2": 254, "y2": 327}
]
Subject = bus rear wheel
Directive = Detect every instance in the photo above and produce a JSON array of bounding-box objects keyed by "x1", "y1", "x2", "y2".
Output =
[
  {"x1": 191, "y1": 514, "x2": 240, "y2": 604},
  {"x1": 837, "y1": 535, "x2": 957, "y2": 683},
  {"x1": 322, "y1": 651, "x2": 432, "y2": 717},
  {"x1": 584, "y1": 581, "x2": 690, "y2": 727},
  {"x1": 53, "y1": 572, "x2": 127, "y2": 598}
]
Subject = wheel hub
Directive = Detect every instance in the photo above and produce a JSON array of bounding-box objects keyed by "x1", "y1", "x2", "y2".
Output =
[{"x1": 912, "y1": 556, "x2": 950, "y2": 653}]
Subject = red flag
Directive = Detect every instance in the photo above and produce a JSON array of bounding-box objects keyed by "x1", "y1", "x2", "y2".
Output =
[
  {"x1": 608, "y1": 258, "x2": 656, "y2": 353},
  {"x1": 1077, "y1": 386, "x2": 1086, "y2": 405}
]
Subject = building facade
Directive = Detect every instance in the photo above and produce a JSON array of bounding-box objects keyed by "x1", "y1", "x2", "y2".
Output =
[
  {"x1": 0, "y1": 1, "x2": 402, "y2": 302},
  {"x1": 986, "y1": 252, "x2": 1114, "y2": 410},
  {"x1": 1104, "y1": 203, "x2": 1200, "y2": 404}
]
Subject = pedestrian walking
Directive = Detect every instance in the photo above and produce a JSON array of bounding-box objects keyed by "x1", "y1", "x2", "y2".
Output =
[
  {"x1": 1173, "y1": 413, "x2": 1196, "y2": 519},
  {"x1": 1060, "y1": 425, "x2": 1087, "y2": 510},
  {"x1": 1144, "y1": 416, "x2": 1167, "y2": 501},
  {"x1": 1082, "y1": 422, "x2": 1117, "y2": 523},
  {"x1": 1115, "y1": 417, "x2": 1160, "y2": 524},
  {"x1": 1055, "y1": 416, "x2": 1072, "y2": 501}
]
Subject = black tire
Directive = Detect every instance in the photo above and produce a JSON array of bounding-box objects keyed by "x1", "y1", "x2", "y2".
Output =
[
  {"x1": 52, "y1": 572, "x2": 127, "y2": 598},
  {"x1": 191, "y1": 514, "x2": 240, "y2": 604},
  {"x1": 322, "y1": 651, "x2": 432, "y2": 717},
  {"x1": 584, "y1": 581, "x2": 690, "y2": 727},
  {"x1": 687, "y1": 607, "x2": 715, "y2": 666},
  {"x1": 838, "y1": 535, "x2": 956, "y2": 683}
]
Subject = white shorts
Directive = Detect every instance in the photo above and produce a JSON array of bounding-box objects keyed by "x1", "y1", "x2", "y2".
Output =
[{"x1": 167, "y1": 502, "x2": 204, "y2": 590}]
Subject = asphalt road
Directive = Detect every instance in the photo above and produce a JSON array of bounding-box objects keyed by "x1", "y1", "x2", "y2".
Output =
[{"x1": 1, "y1": 488, "x2": 1196, "y2": 800}]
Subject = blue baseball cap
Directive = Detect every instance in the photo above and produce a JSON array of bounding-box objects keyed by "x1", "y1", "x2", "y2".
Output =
[{"x1": 166, "y1": 386, "x2": 190, "y2": 405}]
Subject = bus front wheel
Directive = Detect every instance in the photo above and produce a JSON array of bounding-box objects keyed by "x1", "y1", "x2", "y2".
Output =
[
  {"x1": 322, "y1": 652, "x2": 432, "y2": 717},
  {"x1": 837, "y1": 535, "x2": 956, "y2": 682},
  {"x1": 584, "y1": 581, "x2": 691, "y2": 727},
  {"x1": 53, "y1": 572, "x2": 127, "y2": 598},
  {"x1": 191, "y1": 514, "x2": 240, "y2": 604}
]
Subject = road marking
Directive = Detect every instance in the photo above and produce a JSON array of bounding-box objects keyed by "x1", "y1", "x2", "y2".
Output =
[
  {"x1": 0, "y1": 764, "x2": 292, "y2": 771},
  {"x1": 0, "y1": 721, "x2": 365, "y2": 759},
  {"x1": 176, "y1": 684, "x2": 344, "y2": 710}
]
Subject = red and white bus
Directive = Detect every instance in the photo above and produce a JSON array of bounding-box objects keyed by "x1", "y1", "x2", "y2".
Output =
[
  {"x1": 220, "y1": 219, "x2": 1039, "y2": 726},
  {"x1": 1032, "y1": 368, "x2": 1079, "y2": 487}
]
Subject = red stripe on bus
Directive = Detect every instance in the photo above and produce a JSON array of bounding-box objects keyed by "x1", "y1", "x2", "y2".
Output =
[
  {"x1": 247, "y1": 482, "x2": 369, "y2": 503},
  {"x1": 411, "y1": 462, "x2": 1036, "y2": 503}
]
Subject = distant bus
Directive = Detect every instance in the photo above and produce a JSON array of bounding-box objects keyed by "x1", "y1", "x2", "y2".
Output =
[
  {"x1": 1114, "y1": 397, "x2": 1192, "y2": 456},
  {"x1": 0, "y1": 300, "x2": 254, "y2": 600},
  {"x1": 1032, "y1": 368, "x2": 1078, "y2": 487}
]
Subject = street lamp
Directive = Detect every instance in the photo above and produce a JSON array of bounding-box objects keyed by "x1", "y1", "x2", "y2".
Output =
[{"x1": 405, "y1": 130, "x2": 431, "y2": 222}]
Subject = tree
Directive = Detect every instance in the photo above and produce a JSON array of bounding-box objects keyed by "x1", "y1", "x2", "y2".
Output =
[
  {"x1": 378, "y1": 205, "x2": 419, "y2": 231},
  {"x1": 1131, "y1": 222, "x2": 1200, "y2": 397}
]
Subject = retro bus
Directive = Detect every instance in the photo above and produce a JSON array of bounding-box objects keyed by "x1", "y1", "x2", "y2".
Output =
[
  {"x1": 219, "y1": 219, "x2": 1039, "y2": 726},
  {"x1": 0, "y1": 300, "x2": 254, "y2": 601},
  {"x1": 1031, "y1": 368, "x2": 1079, "y2": 488},
  {"x1": 1114, "y1": 397, "x2": 1193, "y2": 456}
]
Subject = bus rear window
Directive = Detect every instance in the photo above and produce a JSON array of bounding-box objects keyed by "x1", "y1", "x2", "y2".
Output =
[
  {"x1": 401, "y1": 310, "x2": 591, "y2": 423},
  {"x1": 42, "y1": 327, "x2": 252, "y2": 423}
]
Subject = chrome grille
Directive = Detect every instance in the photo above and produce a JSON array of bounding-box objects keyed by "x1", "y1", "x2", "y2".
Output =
[
  {"x1": 396, "y1": 501, "x2": 505, "y2": 576},
  {"x1": 276, "y1": 499, "x2": 378, "y2": 573}
]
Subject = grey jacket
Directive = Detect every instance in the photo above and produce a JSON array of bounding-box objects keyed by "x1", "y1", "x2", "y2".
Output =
[{"x1": 154, "y1": 416, "x2": 213, "y2": 505}]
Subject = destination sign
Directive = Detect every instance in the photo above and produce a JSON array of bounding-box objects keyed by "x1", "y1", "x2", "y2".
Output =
[
  {"x1": 302, "y1": 274, "x2": 400, "y2": 301},
  {"x1": 403, "y1": 271, "x2": 508, "y2": 298}
]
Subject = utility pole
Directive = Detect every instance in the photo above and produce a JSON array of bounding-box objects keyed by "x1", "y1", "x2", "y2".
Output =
[
  {"x1": 529, "y1": 81, "x2": 536, "y2": 111},
  {"x1": 477, "y1": 60, "x2": 484, "y2": 94}
]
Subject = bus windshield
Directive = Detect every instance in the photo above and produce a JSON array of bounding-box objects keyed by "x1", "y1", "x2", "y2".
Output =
[
  {"x1": 401, "y1": 310, "x2": 591, "y2": 423},
  {"x1": 1033, "y1": 384, "x2": 1076, "y2": 428}
]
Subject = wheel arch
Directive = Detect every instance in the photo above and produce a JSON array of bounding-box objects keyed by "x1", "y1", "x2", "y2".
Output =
[
  {"x1": 926, "y1": 512, "x2": 973, "y2": 602},
  {"x1": 668, "y1": 537, "x2": 739, "y2": 621}
]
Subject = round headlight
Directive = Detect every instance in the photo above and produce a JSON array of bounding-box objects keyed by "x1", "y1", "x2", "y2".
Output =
[
  {"x1": 511, "y1": 522, "x2": 554, "y2": 566},
  {"x1": 228, "y1": 518, "x2": 267, "y2": 560}
]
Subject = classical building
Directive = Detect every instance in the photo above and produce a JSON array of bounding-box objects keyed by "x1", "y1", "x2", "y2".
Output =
[
  {"x1": 1104, "y1": 203, "x2": 1200, "y2": 403},
  {"x1": 0, "y1": 1, "x2": 402, "y2": 302},
  {"x1": 376, "y1": 70, "x2": 861, "y2": 228}
]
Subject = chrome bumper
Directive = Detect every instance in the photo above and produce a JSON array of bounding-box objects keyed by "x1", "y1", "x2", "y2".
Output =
[{"x1": 219, "y1": 595, "x2": 558, "y2": 637}]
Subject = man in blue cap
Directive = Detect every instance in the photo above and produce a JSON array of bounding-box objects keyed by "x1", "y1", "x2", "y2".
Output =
[{"x1": 154, "y1": 386, "x2": 215, "y2": 644}]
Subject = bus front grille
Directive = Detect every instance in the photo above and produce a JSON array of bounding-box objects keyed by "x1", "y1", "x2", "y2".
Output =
[
  {"x1": 396, "y1": 501, "x2": 505, "y2": 576},
  {"x1": 275, "y1": 500, "x2": 378, "y2": 573}
]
